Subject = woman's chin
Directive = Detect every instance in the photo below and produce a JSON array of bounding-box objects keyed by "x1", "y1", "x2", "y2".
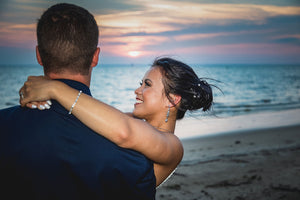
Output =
[{"x1": 132, "y1": 110, "x2": 143, "y2": 119}]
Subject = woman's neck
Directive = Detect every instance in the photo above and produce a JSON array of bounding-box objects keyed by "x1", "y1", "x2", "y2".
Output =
[
  {"x1": 147, "y1": 118, "x2": 176, "y2": 134},
  {"x1": 145, "y1": 109, "x2": 177, "y2": 133}
]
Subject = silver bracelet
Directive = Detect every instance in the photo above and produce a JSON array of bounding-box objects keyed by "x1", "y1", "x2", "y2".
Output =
[{"x1": 68, "y1": 90, "x2": 82, "y2": 115}]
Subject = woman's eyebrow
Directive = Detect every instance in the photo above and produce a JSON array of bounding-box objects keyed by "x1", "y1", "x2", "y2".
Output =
[{"x1": 144, "y1": 78, "x2": 153, "y2": 83}]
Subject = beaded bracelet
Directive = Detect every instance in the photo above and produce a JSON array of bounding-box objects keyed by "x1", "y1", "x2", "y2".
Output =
[{"x1": 68, "y1": 90, "x2": 82, "y2": 115}]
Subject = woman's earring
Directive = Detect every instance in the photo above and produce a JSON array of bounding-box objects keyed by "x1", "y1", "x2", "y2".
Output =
[{"x1": 165, "y1": 105, "x2": 170, "y2": 122}]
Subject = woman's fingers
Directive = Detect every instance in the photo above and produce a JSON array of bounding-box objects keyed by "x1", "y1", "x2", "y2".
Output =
[
  {"x1": 19, "y1": 75, "x2": 53, "y2": 108},
  {"x1": 25, "y1": 100, "x2": 52, "y2": 110},
  {"x1": 19, "y1": 85, "x2": 27, "y2": 107}
]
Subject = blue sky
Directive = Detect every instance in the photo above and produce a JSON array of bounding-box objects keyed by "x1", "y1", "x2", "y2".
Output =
[{"x1": 0, "y1": 0, "x2": 299, "y2": 64}]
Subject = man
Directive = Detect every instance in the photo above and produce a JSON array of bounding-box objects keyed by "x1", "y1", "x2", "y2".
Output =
[{"x1": 0, "y1": 3, "x2": 156, "y2": 200}]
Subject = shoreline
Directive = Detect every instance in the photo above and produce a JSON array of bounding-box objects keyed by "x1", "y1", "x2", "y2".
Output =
[
  {"x1": 175, "y1": 108, "x2": 300, "y2": 139},
  {"x1": 156, "y1": 110, "x2": 300, "y2": 200},
  {"x1": 180, "y1": 124, "x2": 300, "y2": 165}
]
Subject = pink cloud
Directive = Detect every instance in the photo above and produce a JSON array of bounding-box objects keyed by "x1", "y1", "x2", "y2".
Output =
[{"x1": 0, "y1": 22, "x2": 36, "y2": 48}]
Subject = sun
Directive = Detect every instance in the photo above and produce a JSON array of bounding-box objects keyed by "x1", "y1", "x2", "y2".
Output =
[{"x1": 128, "y1": 51, "x2": 140, "y2": 57}]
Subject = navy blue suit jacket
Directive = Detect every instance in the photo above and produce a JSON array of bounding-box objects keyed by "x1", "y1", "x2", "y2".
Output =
[{"x1": 0, "y1": 79, "x2": 156, "y2": 200}]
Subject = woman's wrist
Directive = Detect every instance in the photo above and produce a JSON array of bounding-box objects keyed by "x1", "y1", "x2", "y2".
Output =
[{"x1": 49, "y1": 81, "x2": 63, "y2": 100}]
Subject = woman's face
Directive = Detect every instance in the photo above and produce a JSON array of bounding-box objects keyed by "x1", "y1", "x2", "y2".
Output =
[{"x1": 133, "y1": 66, "x2": 168, "y2": 121}]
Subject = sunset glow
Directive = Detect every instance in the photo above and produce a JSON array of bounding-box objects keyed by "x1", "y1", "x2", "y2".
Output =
[
  {"x1": 128, "y1": 51, "x2": 141, "y2": 57},
  {"x1": 0, "y1": 0, "x2": 299, "y2": 64}
]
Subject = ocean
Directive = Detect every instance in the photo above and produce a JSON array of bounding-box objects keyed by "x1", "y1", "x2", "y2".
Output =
[{"x1": 0, "y1": 63, "x2": 300, "y2": 119}]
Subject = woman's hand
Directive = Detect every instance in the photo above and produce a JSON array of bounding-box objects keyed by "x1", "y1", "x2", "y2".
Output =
[
  {"x1": 19, "y1": 76, "x2": 58, "y2": 109},
  {"x1": 24, "y1": 100, "x2": 52, "y2": 110}
]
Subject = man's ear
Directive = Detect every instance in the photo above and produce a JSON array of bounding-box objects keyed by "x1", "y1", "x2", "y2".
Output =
[
  {"x1": 36, "y1": 46, "x2": 43, "y2": 66},
  {"x1": 91, "y1": 47, "x2": 100, "y2": 67}
]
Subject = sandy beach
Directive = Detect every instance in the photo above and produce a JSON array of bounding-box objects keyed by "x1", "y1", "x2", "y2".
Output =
[{"x1": 156, "y1": 110, "x2": 300, "y2": 200}]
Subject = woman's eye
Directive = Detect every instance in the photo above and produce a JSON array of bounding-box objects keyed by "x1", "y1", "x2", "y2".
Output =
[
  {"x1": 145, "y1": 81, "x2": 151, "y2": 87},
  {"x1": 140, "y1": 79, "x2": 151, "y2": 87}
]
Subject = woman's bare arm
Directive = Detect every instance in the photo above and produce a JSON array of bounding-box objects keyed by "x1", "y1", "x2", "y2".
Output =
[{"x1": 20, "y1": 76, "x2": 183, "y2": 185}]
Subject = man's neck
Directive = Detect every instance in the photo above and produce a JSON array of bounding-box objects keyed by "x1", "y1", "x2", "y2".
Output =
[{"x1": 46, "y1": 72, "x2": 91, "y2": 87}]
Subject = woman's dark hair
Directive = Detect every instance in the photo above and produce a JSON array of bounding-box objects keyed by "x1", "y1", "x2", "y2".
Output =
[
  {"x1": 37, "y1": 3, "x2": 99, "y2": 75},
  {"x1": 152, "y1": 57, "x2": 213, "y2": 119}
]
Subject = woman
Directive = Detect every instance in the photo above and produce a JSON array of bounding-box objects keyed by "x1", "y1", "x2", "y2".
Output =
[{"x1": 19, "y1": 57, "x2": 213, "y2": 186}]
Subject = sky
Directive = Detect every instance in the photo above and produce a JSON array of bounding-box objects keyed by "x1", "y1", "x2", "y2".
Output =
[{"x1": 0, "y1": 0, "x2": 300, "y2": 65}]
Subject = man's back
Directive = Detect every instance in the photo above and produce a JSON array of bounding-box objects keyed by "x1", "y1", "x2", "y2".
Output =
[{"x1": 0, "y1": 80, "x2": 156, "y2": 200}]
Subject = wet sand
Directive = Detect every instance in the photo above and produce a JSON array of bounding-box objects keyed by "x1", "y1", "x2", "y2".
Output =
[{"x1": 156, "y1": 112, "x2": 300, "y2": 200}]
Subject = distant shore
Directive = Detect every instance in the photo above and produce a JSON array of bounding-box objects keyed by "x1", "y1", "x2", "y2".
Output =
[{"x1": 156, "y1": 110, "x2": 300, "y2": 200}]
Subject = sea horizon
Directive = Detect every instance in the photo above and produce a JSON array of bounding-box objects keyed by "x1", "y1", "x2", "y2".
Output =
[{"x1": 1, "y1": 63, "x2": 300, "y2": 121}]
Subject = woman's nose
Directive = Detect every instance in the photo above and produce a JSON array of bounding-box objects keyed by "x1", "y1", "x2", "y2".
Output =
[{"x1": 135, "y1": 86, "x2": 142, "y2": 95}]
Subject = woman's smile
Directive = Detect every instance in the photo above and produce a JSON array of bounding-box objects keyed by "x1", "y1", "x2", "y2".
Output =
[{"x1": 135, "y1": 98, "x2": 143, "y2": 106}]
